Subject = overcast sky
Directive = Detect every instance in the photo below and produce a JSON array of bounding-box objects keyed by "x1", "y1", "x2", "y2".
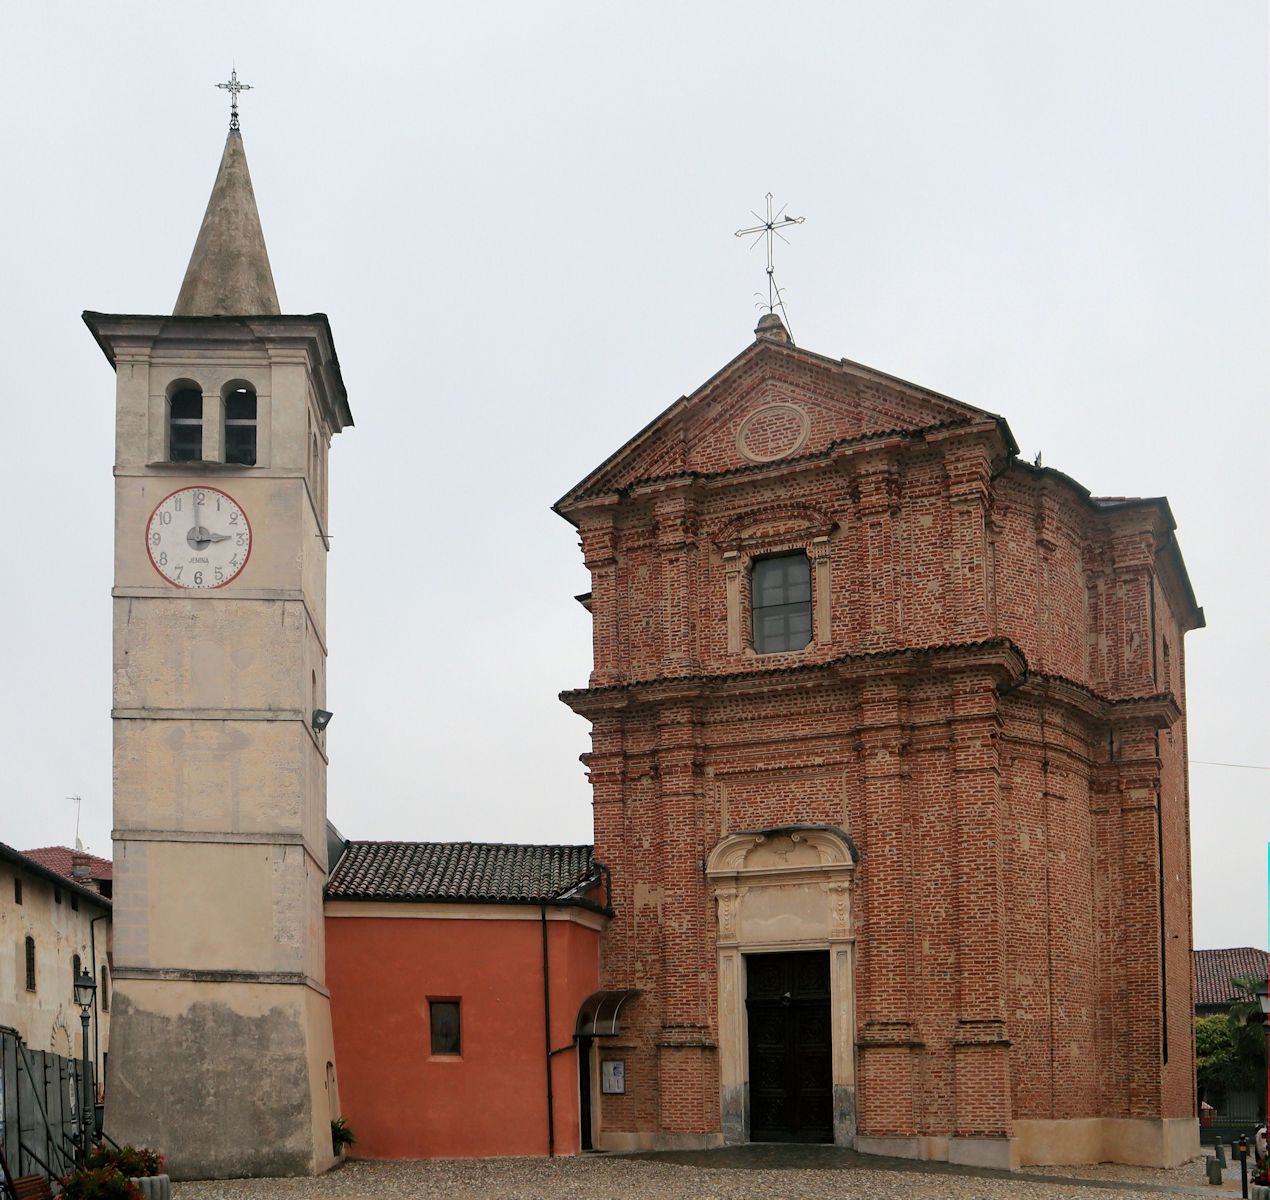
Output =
[{"x1": 1, "y1": 1, "x2": 1265, "y2": 951}]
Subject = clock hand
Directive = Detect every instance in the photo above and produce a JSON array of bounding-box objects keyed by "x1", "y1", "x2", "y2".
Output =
[{"x1": 206, "y1": 532, "x2": 233, "y2": 543}]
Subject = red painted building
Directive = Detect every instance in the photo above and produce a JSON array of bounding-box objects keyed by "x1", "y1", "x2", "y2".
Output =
[
  {"x1": 554, "y1": 313, "x2": 1204, "y2": 1168},
  {"x1": 326, "y1": 842, "x2": 606, "y2": 1158}
]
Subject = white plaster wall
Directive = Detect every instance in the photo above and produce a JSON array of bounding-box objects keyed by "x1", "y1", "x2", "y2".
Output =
[
  {"x1": 0, "y1": 859, "x2": 111, "y2": 1062},
  {"x1": 111, "y1": 840, "x2": 323, "y2": 976}
]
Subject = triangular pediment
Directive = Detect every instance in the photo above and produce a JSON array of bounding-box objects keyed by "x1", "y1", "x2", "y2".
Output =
[{"x1": 556, "y1": 330, "x2": 1011, "y2": 513}]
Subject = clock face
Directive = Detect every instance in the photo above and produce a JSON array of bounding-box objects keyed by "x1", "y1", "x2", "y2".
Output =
[{"x1": 146, "y1": 486, "x2": 252, "y2": 589}]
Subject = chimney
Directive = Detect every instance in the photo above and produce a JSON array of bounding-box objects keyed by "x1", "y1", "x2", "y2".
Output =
[{"x1": 71, "y1": 852, "x2": 98, "y2": 892}]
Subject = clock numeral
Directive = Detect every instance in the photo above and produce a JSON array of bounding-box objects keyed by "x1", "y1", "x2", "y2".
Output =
[
  {"x1": 230, "y1": 556, "x2": 239, "y2": 568},
  {"x1": 229, "y1": 511, "x2": 239, "y2": 525},
  {"x1": 236, "y1": 533, "x2": 247, "y2": 547},
  {"x1": 158, "y1": 511, "x2": 173, "y2": 526},
  {"x1": 150, "y1": 533, "x2": 160, "y2": 546},
  {"x1": 194, "y1": 490, "x2": 206, "y2": 505},
  {"x1": 215, "y1": 495, "x2": 222, "y2": 511},
  {"x1": 158, "y1": 552, "x2": 168, "y2": 567},
  {"x1": 194, "y1": 571, "x2": 204, "y2": 586},
  {"x1": 173, "y1": 497, "x2": 182, "y2": 511},
  {"x1": 174, "y1": 566, "x2": 183, "y2": 580},
  {"x1": 215, "y1": 567, "x2": 225, "y2": 583}
]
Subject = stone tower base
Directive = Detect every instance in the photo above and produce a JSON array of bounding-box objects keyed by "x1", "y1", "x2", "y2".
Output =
[{"x1": 106, "y1": 980, "x2": 338, "y2": 1179}]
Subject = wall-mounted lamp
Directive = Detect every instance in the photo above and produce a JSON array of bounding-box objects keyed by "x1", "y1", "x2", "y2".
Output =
[{"x1": 312, "y1": 709, "x2": 334, "y2": 733}]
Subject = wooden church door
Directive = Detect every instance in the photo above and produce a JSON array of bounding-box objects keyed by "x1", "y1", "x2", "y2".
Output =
[{"x1": 745, "y1": 951, "x2": 833, "y2": 1142}]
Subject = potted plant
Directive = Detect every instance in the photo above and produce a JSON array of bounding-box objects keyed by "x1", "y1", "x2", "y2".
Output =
[
  {"x1": 87, "y1": 1146, "x2": 169, "y2": 1200},
  {"x1": 59, "y1": 1167, "x2": 143, "y2": 1200}
]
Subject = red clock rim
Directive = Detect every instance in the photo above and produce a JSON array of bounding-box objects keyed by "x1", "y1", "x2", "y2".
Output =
[{"x1": 144, "y1": 485, "x2": 253, "y2": 590}]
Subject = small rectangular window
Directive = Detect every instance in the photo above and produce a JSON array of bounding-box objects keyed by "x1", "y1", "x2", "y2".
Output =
[
  {"x1": 25, "y1": 936, "x2": 36, "y2": 991},
  {"x1": 101, "y1": 965, "x2": 110, "y2": 1012},
  {"x1": 751, "y1": 552, "x2": 813, "y2": 654},
  {"x1": 71, "y1": 893, "x2": 79, "y2": 912},
  {"x1": 430, "y1": 1000, "x2": 461, "y2": 1056},
  {"x1": 72, "y1": 953, "x2": 81, "y2": 989},
  {"x1": 224, "y1": 388, "x2": 257, "y2": 466},
  {"x1": 54, "y1": 886, "x2": 62, "y2": 905},
  {"x1": 14, "y1": 877, "x2": 22, "y2": 904}
]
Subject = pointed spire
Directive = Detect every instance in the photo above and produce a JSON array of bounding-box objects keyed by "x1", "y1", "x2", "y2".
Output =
[{"x1": 173, "y1": 129, "x2": 280, "y2": 316}]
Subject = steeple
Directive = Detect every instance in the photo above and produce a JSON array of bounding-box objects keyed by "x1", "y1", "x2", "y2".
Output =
[{"x1": 173, "y1": 128, "x2": 281, "y2": 316}]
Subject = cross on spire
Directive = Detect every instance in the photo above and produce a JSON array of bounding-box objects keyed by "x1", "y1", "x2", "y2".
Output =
[
  {"x1": 735, "y1": 192, "x2": 805, "y2": 336},
  {"x1": 216, "y1": 68, "x2": 253, "y2": 131}
]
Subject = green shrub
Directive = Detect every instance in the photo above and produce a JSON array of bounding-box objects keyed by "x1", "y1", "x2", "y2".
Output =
[
  {"x1": 86, "y1": 1145, "x2": 166, "y2": 1177},
  {"x1": 332, "y1": 1116, "x2": 357, "y2": 1153},
  {"x1": 59, "y1": 1167, "x2": 143, "y2": 1200}
]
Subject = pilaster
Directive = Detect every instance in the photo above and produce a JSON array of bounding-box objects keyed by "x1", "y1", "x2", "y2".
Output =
[
  {"x1": 950, "y1": 674, "x2": 1011, "y2": 1138},
  {"x1": 945, "y1": 447, "x2": 992, "y2": 642},
  {"x1": 653, "y1": 490, "x2": 700, "y2": 673},
  {"x1": 581, "y1": 507, "x2": 621, "y2": 686}
]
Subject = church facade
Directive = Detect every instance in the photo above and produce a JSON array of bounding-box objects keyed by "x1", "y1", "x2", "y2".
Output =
[{"x1": 556, "y1": 312, "x2": 1203, "y2": 1168}]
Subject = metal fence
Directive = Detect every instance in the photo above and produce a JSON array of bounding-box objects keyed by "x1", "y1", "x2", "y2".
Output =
[
  {"x1": 1201, "y1": 1089, "x2": 1266, "y2": 1144},
  {"x1": 0, "y1": 1025, "x2": 93, "y2": 1182}
]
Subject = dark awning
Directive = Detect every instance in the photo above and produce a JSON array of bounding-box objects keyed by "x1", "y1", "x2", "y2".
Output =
[{"x1": 575, "y1": 989, "x2": 641, "y2": 1037}]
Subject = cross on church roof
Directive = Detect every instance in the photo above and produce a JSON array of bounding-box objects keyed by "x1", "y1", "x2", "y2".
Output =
[
  {"x1": 735, "y1": 193, "x2": 805, "y2": 340},
  {"x1": 216, "y1": 68, "x2": 253, "y2": 131}
]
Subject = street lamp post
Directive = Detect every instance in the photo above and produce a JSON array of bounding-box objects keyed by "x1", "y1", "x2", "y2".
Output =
[
  {"x1": 74, "y1": 969, "x2": 97, "y2": 1168},
  {"x1": 1255, "y1": 978, "x2": 1270, "y2": 1168}
]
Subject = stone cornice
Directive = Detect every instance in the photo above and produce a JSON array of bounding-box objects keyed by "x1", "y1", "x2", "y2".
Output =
[
  {"x1": 82, "y1": 311, "x2": 353, "y2": 434},
  {"x1": 557, "y1": 418, "x2": 1005, "y2": 524},
  {"x1": 562, "y1": 643, "x2": 1184, "y2": 731},
  {"x1": 1010, "y1": 674, "x2": 1182, "y2": 731},
  {"x1": 560, "y1": 638, "x2": 1028, "y2": 718}
]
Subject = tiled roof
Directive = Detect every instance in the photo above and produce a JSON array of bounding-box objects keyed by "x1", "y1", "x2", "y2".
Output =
[
  {"x1": 0, "y1": 843, "x2": 111, "y2": 909},
  {"x1": 22, "y1": 845, "x2": 112, "y2": 881},
  {"x1": 1194, "y1": 946, "x2": 1269, "y2": 1008},
  {"x1": 326, "y1": 841, "x2": 596, "y2": 904}
]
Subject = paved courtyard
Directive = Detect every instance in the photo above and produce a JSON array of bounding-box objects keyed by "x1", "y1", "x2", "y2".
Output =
[{"x1": 173, "y1": 1145, "x2": 1235, "y2": 1200}]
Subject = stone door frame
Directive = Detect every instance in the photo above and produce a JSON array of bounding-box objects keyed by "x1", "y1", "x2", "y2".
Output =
[{"x1": 706, "y1": 825, "x2": 858, "y2": 1147}]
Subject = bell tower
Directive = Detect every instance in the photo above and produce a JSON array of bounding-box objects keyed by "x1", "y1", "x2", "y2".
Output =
[{"x1": 83, "y1": 106, "x2": 353, "y2": 1178}]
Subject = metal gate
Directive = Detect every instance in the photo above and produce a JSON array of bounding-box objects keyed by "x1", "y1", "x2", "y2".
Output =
[{"x1": 0, "y1": 1025, "x2": 93, "y2": 1182}]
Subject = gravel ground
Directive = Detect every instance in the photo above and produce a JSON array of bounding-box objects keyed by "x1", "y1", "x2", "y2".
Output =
[
  {"x1": 172, "y1": 1153, "x2": 1228, "y2": 1200},
  {"x1": 1027, "y1": 1157, "x2": 1236, "y2": 1190}
]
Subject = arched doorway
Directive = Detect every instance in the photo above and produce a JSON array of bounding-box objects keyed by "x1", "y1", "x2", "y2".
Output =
[{"x1": 706, "y1": 825, "x2": 858, "y2": 1146}]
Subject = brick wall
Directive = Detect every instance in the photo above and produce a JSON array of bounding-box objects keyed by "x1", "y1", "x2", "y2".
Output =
[{"x1": 559, "y1": 329, "x2": 1201, "y2": 1147}]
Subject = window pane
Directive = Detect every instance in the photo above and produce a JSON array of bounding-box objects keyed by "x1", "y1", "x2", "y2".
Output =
[
  {"x1": 225, "y1": 390, "x2": 256, "y2": 420},
  {"x1": 430, "y1": 1000, "x2": 461, "y2": 1055},
  {"x1": 784, "y1": 568, "x2": 811, "y2": 604},
  {"x1": 786, "y1": 609, "x2": 812, "y2": 647},
  {"x1": 225, "y1": 425, "x2": 257, "y2": 466},
  {"x1": 752, "y1": 559, "x2": 787, "y2": 606}
]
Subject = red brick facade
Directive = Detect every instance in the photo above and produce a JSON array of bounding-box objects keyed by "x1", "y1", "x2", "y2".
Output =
[{"x1": 557, "y1": 315, "x2": 1203, "y2": 1165}]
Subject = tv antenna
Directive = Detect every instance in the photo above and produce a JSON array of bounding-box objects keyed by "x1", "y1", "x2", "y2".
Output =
[
  {"x1": 735, "y1": 192, "x2": 805, "y2": 339},
  {"x1": 68, "y1": 795, "x2": 83, "y2": 850}
]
